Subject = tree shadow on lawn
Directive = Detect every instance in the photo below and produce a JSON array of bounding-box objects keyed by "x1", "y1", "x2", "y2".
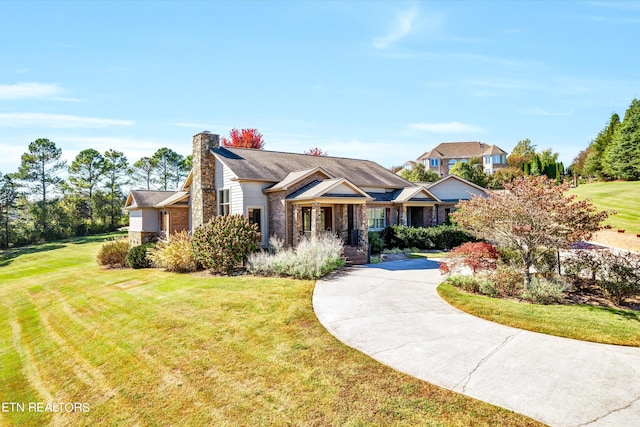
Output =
[
  {"x1": 583, "y1": 304, "x2": 640, "y2": 322},
  {"x1": 0, "y1": 244, "x2": 66, "y2": 267}
]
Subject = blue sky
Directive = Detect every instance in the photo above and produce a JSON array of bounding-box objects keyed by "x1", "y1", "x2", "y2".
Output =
[{"x1": 1, "y1": 0, "x2": 639, "y2": 176}]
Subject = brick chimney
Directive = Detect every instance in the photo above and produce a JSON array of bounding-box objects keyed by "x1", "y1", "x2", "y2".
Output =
[{"x1": 191, "y1": 132, "x2": 219, "y2": 229}]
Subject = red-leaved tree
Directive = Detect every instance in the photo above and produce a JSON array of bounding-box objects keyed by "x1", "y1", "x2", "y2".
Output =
[
  {"x1": 440, "y1": 242, "x2": 500, "y2": 276},
  {"x1": 304, "y1": 147, "x2": 328, "y2": 156},
  {"x1": 221, "y1": 128, "x2": 265, "y2": 149},
  {"x1": 452, "y1": 176, "x2": 610, "y2": 288}
]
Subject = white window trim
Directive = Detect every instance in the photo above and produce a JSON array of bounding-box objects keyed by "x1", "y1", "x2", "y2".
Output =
[
  {"x1": 246, "y1": 206, "x2": 265, "y2": 245},
  {"x1": 367, "y1": 207, "x2": 386, "y2": 231},
  {"x1": 218, "y1": 188, "x2": 230, "y2": 216}
]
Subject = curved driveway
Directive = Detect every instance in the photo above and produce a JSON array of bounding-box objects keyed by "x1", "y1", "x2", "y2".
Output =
[{"x1": 313, "y1": 258, "x2": 640, "y2": 427}]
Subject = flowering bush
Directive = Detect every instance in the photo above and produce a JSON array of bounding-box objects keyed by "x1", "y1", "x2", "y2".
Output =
[{"x1": 191, "y1": 215, "x2": 261, "y2": 274}]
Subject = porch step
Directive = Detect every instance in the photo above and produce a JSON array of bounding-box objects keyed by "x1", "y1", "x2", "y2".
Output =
[{"x1": 343, "y1": 246, "x2": 369, "y2": 266}]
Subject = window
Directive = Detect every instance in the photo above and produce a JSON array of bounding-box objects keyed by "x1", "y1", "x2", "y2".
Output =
[
  {"x1": 367, "y1": 208, "x2": 386, "y2": 230},
  {"x1": 218, "y1": 189, "x2": 230, "y2": 215},
  {"x1": 492, "y1": 155, "x2": 502, "y2": 164},
  {"x1": 247, "y1": 207, "x2": 262, "y2": 233},
  {"x1": 484, "y1": 156, "x2": 490, "y2": 164},
  {"x1": 302, "y1": 207, "x2": 312, "y2": 234},
  {"x1": 430, "y1": 158, "x2": 439, "y2": 167},
  {"x1": 448, "y1": 159, "x2": 457, "y2": 165}
]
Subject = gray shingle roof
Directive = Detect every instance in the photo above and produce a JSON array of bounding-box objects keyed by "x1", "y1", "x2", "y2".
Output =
[
  {"x1": 213, "y1": 147, "x2": 410, "y2": 188},
  {"x1": 126, "y1": 190, "x2": 179, "y2": 209}
]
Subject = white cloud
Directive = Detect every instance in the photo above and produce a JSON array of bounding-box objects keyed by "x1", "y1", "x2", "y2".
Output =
[
  {"x1": 0, "y1": 113, "x2": 134, "y2": 128},
  {"x1": 408, "y1": 122, "x2": 483, "y2": 133},
  {"x1": 0, "y1": 82, "x2": 65, "y2": 100},
  {"x1": 373, "y1": 7, "x2": 420, "y2": 49}
]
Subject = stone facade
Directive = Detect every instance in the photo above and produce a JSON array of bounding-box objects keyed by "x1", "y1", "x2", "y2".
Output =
[
  {"x1": 267, "y1": 170, "x2": 334, "y2": 246},
  {"x1": 128, "y1": 231, "x2": 158, "y2": 246},
  {"x1": 191, "y1": 132, "x2": 218, "y2": 229}
]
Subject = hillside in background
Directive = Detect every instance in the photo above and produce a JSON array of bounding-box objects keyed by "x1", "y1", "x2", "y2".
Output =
[{"x1": 569, "y1": 181, "x2": 640, "y2": 234}]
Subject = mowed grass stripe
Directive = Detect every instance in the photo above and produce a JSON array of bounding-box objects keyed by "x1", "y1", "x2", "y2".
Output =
[
  {"x1": 0, "y1": 236, "x2": 542, "y2": 426},
  {"x1": 569, "y1": 181, "x2": 640, "y2": 233},
  {"x1": 33, "y1": 287, "x2": 218, "y2": 424}
]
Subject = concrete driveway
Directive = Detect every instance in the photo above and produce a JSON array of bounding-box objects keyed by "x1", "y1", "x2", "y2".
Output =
[{"x1": 313, "y1": 258, "x2": 640, "y2": 427}]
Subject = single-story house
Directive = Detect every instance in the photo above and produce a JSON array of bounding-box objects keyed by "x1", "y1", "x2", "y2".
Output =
[{"x1": 125, "y1": 132, "x2": 488, "y2": 260}]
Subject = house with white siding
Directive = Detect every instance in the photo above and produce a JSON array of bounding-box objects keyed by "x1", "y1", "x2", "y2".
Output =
[{"x1": 125, "y1": 132, "x2": 488, "y2": 262}]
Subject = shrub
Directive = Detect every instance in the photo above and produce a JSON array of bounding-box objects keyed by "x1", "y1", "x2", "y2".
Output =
[
  {"x1": 534, "y1": 248, "x2": 559, "y2": 278},
  {"x1": 126, "y1": 243, "x2": 155, "y2": 269},
  {"x1": 368, "y1": 231, "x2": 385, "y2": 254},
  {"x1": 521, "y1": 277, "x2": 570, "y2": 304},
  {"x1": 445, "y1": 242, "x2": 499, "y2": 275},
  {"x1": 478, "y1": 280, "x2": 498, "y2": 297},
  {"x1": 148, "y1": 231, "x2": 198, "y2": 272},
  {"x1": 426, "y1": 225, "x2": 473, "y2": 250},
  {"x1": 247, "y1": 233, "x2": 345, "y2": 279},
  {"x1": 563, "y1": 249, "x2": 640, "y2": 304},
  {"x1": 486, "y1": 266, "x2": 523, "y2": 297},
  {"x1": 96, "y1": 237, "x2": 129, "y2": 267},
  {"x1": 498, "y1": 246, "x2": 524, "y2": 268},
  {"x1": 380, "y1": 225, "x2": 473, "y2": 251},
  {"x1": 446, "y1": 275, "x2": 482, "y2": 293},
  {"x1": 191, "y1": 215, "x2": 261, "y2": 274}
]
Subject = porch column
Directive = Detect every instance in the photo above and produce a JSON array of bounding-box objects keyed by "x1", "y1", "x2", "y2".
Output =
[
  {"x1": 311, "y1": 202, "x2": 321, "y2": 238},
  {"x1": 400, "y1": 205, "x2": 408, "y2": 226},
  {"x1": 359, "y1": 204, "x2": 369, "y2": 244},
  {"x1": 292, "y1": 204, "x2": 302, "y2": 245},
  {"x1": 432, "y1": 205, "x2": 438, "y2": 225}
]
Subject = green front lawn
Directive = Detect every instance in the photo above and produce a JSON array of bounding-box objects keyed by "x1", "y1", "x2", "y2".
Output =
[
  {"x1": 569, "y1": 181, "x2": 640, "y2": 233},
  {"x1": 438, "y1": 283, "x2": 640, "y2": 347},
  {"x1": 0, "y1": 236, "x2": 540, "y2": 426}
]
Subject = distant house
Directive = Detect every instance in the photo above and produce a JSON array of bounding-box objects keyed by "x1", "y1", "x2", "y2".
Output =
[
  {"x1": 125, "y1": 132, "x2": 487, "y2": 262},
  {"x1": 417, "y1": 141, "x2": 508, "y2": 176}
]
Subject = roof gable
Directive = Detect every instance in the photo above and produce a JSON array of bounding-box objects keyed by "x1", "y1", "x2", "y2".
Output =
[
  {"x1": 287, "y1": 178, "x2": 373, "y2": 201},
  {"x1": 266, "y1": 167, "x2": 333, "y2": 192},
  {"x1": 125, "y1": 190, "x2": 179, "y2": 209},
  {"x1": 394, "y1": 186, "x2": 441, "y2": 203},
  {"x1": 426, "y1": 175, "x2": 487, "y2": 201}
]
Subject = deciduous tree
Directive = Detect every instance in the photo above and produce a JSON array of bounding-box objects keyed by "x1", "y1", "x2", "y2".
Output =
[
  {"x1": 449, "y1": 162, "x2": 488, "y2": 187},
  {"x1": 452, "y1": 176, "x2": 609, "y2": 288},
  {"x1": 305, "y1": 147, "x2": 328, "y2": 156},
  {"x1": 221, "y1": 128, "x2": 265, "y2": 149},
  {"x1": 400, "y1": 162, "x2": 440, "y2": 183}
]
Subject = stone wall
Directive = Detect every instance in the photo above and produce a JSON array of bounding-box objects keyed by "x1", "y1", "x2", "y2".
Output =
[
  {"x1": 191, "y1": 132, "x2": 219, "y2": 229},
  {"x1": 269, "y1": 170, "x2": 332, "y2": 246},
  {"x1": 128, "y1": 231, "x2": 158, "y2": 247}
]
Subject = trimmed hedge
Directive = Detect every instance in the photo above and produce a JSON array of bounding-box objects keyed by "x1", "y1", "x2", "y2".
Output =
[{"x1": 380, "y1": 225, "x2": 473, "y2": 251}]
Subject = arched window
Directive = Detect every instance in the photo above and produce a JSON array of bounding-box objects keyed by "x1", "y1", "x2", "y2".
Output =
[{"x1": 448, "y1": 159, "x2": 457, "y2": 165}]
